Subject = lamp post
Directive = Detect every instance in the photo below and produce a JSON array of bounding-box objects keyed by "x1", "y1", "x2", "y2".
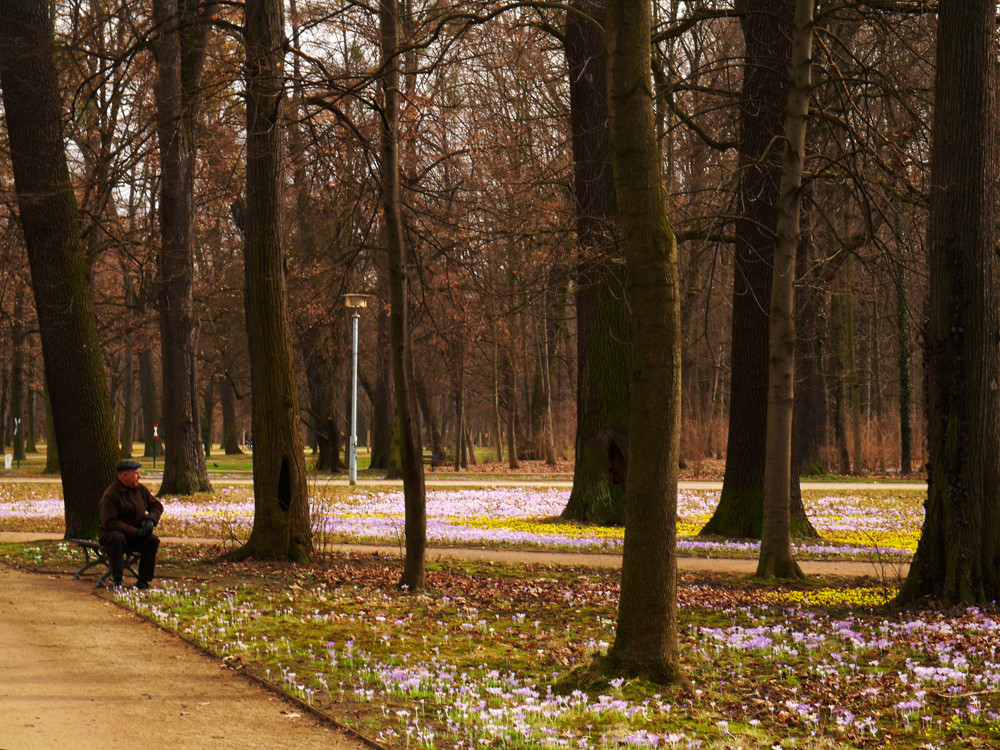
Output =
[{"x1": 344, "y1": 294, "x2": 369, "y2": 485}]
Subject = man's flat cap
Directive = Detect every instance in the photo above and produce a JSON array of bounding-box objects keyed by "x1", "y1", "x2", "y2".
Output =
[{"x1": 116, "y1": 459, "x2": 142, "y2": 472}]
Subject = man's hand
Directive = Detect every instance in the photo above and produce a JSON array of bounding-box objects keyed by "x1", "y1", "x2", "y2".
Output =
[{"x1": 141, "y1": 518, "x2": 155, "y2": 536}]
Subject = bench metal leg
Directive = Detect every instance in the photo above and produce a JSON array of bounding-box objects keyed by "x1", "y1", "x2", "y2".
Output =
[
  {"x1": 73, "y1": 545, "x2": 108, "y2": 580},
  {"x1": 72, "y1": 542, "x2": 142, "y2": 587}
]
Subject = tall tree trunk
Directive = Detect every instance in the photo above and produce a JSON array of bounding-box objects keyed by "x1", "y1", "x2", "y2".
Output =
[
  {"x1": 120, "y1": 353, "x2": 135, "y2": 459},
  {"x1": 202, "y1": 377, "x2": 214, "y2": 457},
  {"x1": 701, "y1": 0, "x2": 793, "y2": 539},
  {"x1": 453, "y1": 343, "x2": 466, "y2": 471},
  {"x1": 893, "y1": 212, "x2": 912, "y2": 475},
  {"x1": 302, "y1": 325, "x2": 342, "y2": 472},
  {"x1": 757, "y1": 0, "x2": 813, "y2": 580},
  {"x1": 380, "y1": 0, "x2": 426, "y2": 590},
  {"x1": 11, "y1": 286, "x2": 25, "y2": 462},
  {"x1": 600, "y1": 0, "x2": 680, "y2": 684},
  {"x1": 541, "y1": 317, "x2": 557, "y2": 466},
  {"x1": 44, "y1": 385, "x2": 59, "y2": 473},
  {"x1": 369, "y1": 303, "x2": 394, "y2": 469},
  {"x1": 236, "y1": 0, "x2": 311, "y2": 562},
  {"x1": 871, "y1": 280, "x2": 885, "y2": 471},
  {"x1": 503, "y1": 350, "x2": 519, "y2": 469},
  {"x1": 120, "y1": 274, "x2": 136, "y2": 459},
  {"x1": 789, "y1": 209, "x2": 821, "y2": 538},
  {"x1": 830, "y1": 280, "x2": 852, "y2": 473},
  {"x1": 0, "y1": 365, "x2": 7, "y2": 450},
  {"x1": 562, "y1": 0, "x2": 630, "y2": 524},
  {"x1": 414, "y1": 367, "x2": 446, "y2": 465},
  {"x1": 139, "y1": 344, "x2": 159, "y2": 457},
  {"x1": 844, "y1": 257, "x2": 863, "y2": 475},
  {"x1": 463, "y1": 422, "x2": 478, "y2": 466},
  {"x1": 791, "y1": 183, "x2": 827, "y2": 479},
  {"x1": 897, "y1": 0, "x2": 1000, "y2": 606},
  {"x1": 221, "y1": 378, "x2": 244, "y2": 455},
  {"x1": 491, "y1": 337, "x2": 504, "y2": 463},
  {"x1": 152, "y1": 0, "x2": 213, "y2": 495},
  {"x1": 25, "y1": 358, "x2": 37, "y2": 453},
  {"x1": 0, "y1": 0, "x2": 118, "y2": 536}
]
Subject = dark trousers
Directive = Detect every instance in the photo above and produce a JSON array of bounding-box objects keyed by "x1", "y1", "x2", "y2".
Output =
[{"x1": 99, "y1": 530, "x2": 159, "y2": 583}]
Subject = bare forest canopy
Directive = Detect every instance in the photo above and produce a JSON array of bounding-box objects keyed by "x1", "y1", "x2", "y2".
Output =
[{"x1": 0, "y1": 0, "x2": 934, "y2": 476}]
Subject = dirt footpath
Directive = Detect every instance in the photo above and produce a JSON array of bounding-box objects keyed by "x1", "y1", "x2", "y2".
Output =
[{"x1": 0, "y1": 566, "x2": 367, "y2": 750}]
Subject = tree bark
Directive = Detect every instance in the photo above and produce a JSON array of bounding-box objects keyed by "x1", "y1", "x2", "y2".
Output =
[
  {"x1": 896, "y1": 0, "x2": 1000, "y2": 605},
  {"x1": 44, "y1": 385, "x2": 59, "y2": 474},
  {"x1": 25, "y1": 358, "x2": 37, "y2": 453},
  {"x1": 701, "y1": 0, "x2": 792, "y2": 540},
  {"x1": 11, "y1": 286, "x2": 25, "y2": 462},
  {"x1": 830, "y1": 279, "x2": 852, "y2": 473},
  {"x1": 0, "y1": 0, "x2": 119, "y2": 536},
  {"x1": 491, "y1": 337, "x2": 504, "y2": 464},
  {"x1": 414, "y1": 367, "x2": 446, "y2": 465},
  {"x1": 119, "y1": 274, "x2": 136, "y2": 459},
  {"x1": 757, "y1": 0, "x2": 813, "y2": 580},
  {"x1": 453, "y1": 343, "x2": 466, "y2": 471},
  {"x1": 844, "y1": 256, "x2": 863, "y2": 475},
  {"x1": 120, "y1": 349, "x2": 135, "y2": 458},
  {"x1": 600, "y1": 0, "x2": 680, "y2": 684},
  {"x1": 562, "y1": 0, "x2": 630, "y2": 525},
  {"x1": 503, "y1": 350, "x2": 519, "y2": 469},
  {"x1": 893, "y1": 212, "x2": 912, "y2": 475},
  {"x1": 302, "y1": 325, "x2": 342, "y2": 472},
  {"x1": 369, "y1": 303, "x2": 394, "y2": 469},
  {"x1": 381, "y1": 0, "x2": 426, "y2": 590},
  {"x1": 152, "y1": 0, "x2": 213, "y2": 495},
  {"x1": 235, "y1": 0, "x2": 312, "y2": 562},
  {"x1": 221, "y1": 378, "x2": 244, "y2": 455},
  {"x1": 202, "y1": 377, "x2": 214, "y2": 457}
]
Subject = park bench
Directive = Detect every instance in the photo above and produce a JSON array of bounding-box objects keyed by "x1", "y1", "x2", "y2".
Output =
[{"x1": 68, "y1": 539, "x2": 140, "y2": 588}]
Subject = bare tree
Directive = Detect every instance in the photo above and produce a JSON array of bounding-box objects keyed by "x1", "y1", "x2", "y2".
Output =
[
  {"x1": 152, "y1": 0, "x2": 214, "y2": 495},
  {"x1": 235, "y1": 0, "x2": 312, "y2": 562},
  {"x1": 561, "y1": 0, "x2": 631, "y2": 526},
  {"x1": 896, "y1": 0, "x2": 1000, "y2": 605},
  {"x1": 599, "y1": 0, "x2": 681, "y2": 683},
  {"x1": 381, "y1": 0, "x2": 427, "y2": 590},
  {"x1": 0, "y1": 0, "x2": 119, "y2": 537},
  {"x1": 757, "y1": 0, "x2": 814, "y2": 580}
]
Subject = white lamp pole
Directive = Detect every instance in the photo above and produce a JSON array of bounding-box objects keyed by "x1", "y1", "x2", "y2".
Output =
[{"x1": 344, "y1": 295, "x2": 369, "y2": 485}]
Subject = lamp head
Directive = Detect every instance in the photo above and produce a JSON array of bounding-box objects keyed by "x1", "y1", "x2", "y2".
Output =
[{"x1": 344, "y1": 294, "x2": 369, "y2": 309}]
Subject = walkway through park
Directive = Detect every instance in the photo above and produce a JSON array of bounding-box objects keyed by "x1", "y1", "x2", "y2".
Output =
[{"x1": 0, "y1": 563, "x2": 370, "y2": 750}]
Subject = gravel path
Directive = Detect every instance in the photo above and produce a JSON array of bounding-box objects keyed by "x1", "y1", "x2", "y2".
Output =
[
  {"x1": 0, "y1": 531, "x2": 908, "y2": 579},
  {"x1": 0, "y1": 565, "x2": 368, "y2": 750}
]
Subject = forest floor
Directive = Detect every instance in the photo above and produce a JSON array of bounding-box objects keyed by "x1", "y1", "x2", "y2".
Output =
[
  {"x1": 0, "y1": 471, "x2": 924, "y2": 749},
  {"x1": 0, "y1": 530, "x2": 906, "y2": 750}
]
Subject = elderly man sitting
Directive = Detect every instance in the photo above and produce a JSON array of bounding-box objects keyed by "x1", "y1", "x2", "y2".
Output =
[{"x1": 98, "y1": 459, "x2": 163, "y2": 589}]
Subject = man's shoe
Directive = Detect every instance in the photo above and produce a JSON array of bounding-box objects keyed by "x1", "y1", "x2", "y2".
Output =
[
  {"x1": 135, "y1": 580, "x2": 151, "y2": 590},
  {"x1": 111, "y1": 578, "x2": 123, "y2": 589}
]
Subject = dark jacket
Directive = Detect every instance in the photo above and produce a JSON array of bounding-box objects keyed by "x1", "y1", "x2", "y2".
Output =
[{"x1": 99, "y1": 479, "x2": 164, "y2": 539}]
